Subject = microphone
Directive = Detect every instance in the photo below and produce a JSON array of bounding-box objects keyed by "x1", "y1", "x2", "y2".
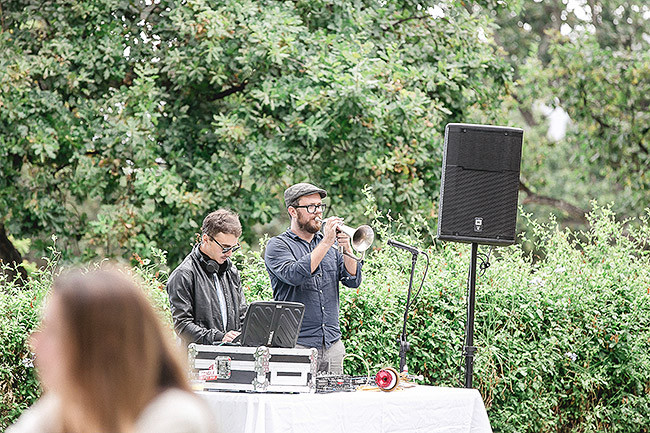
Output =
[{"x1": 387, "y1": 239, "x2": 421, "y2": 255}]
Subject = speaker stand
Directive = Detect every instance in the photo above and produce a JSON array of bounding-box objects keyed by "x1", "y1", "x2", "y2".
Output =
[{"x1": 463, "y1": 243, "x2": 479, "y2": 388}]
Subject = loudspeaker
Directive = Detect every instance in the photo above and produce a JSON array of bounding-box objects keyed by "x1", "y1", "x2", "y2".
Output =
[{"x1": 437, "y1": 123, "x2": 524, "y2": 246}]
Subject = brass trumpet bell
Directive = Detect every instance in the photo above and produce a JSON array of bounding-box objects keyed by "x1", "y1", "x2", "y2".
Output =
[
  {"x1": 317, "y1": 217, "x2": 375, "y2": 261},
  {"x1": 338, "y1": 224, "x2": 375, "y2": 253}
]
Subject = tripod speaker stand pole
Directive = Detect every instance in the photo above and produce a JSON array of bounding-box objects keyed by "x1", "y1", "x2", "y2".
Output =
[{"x1": 463, "y1": 243, "x2": 479, "y2": 388}]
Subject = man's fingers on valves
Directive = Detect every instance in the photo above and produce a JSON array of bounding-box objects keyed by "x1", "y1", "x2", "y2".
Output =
[{"x1": 326, "y1": 217, "x2": 343, "y2": 229}]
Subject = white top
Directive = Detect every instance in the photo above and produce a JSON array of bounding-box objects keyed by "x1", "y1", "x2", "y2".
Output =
[
  {"x1": 213, "y1": 274, "x2": 228, "y2": 329},
  {"x1": 7, "y1": 388, "x2": 218, "y2": 433}
]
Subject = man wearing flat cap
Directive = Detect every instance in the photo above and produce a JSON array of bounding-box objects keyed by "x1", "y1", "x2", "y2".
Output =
[{"x1": 264, "y1": 183, "x2": 362, "y2": 374}]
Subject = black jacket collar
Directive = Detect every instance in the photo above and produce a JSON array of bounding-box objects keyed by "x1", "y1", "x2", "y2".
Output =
[{"x1": 192, "y1": 243, "x2": 231, "y2": 275}]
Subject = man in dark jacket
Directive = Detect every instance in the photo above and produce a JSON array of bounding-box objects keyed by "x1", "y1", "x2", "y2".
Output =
[{"x1": 166, "y1": 209, "x2": 247, "y2": 346}]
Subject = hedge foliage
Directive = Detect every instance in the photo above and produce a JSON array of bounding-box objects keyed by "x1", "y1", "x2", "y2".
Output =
[{"x1": 2, "y1": 205, "x2": 650, "y2": 432}]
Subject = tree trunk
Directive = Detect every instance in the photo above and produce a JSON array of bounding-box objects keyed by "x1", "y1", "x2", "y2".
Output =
[{"x1": 0, "y1": 223, "x2": 27, "y2": 284}]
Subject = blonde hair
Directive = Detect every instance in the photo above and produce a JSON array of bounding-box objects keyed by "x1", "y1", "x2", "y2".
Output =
[{"x1": 51, "y1": 266, "x2": 190, "y2": 432}]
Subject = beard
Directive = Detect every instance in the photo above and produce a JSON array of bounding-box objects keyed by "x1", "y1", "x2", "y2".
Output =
[{"x1": 297, "y1": 213, "x2": 321, "y2": 234}]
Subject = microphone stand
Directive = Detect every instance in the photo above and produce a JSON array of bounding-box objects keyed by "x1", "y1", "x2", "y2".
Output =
[{"x1": 399, "y1": 251, "x2": 418, "y2": 373}]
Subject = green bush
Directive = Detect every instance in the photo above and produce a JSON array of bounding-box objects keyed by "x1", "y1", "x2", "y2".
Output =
[
  {"x1": 0, "y1": 243, "x2": 172, "y2": 431},
  {"x1": 0, "y1": 244, "x2": 57, "y2": 430},
  {"x1": 2, "y1": 205, "x2": 649, "y2": 432},
  {"x1": 336, "y1": 205, "x2": 650, "y2": 432}
]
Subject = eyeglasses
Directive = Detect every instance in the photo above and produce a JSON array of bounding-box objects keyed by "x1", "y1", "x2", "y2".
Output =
[
  {"x1": 292, "y1": 204, "x2": 327, "y2": 214},
  {"x1": 208, "y1": 235, "x2": 241, "y2": 253}
]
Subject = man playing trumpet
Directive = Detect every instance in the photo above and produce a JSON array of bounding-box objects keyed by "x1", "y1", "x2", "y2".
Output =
[{"x1": 264, "y1": 183, "x2": 363, "y2": 374}]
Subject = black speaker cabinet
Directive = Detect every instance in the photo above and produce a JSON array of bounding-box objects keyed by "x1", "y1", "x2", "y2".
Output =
[{"x1": 437, "y1": 123, "x2": 524, "y2": 246}]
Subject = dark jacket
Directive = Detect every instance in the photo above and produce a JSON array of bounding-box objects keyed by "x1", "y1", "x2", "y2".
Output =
[{"x1": 166, "y1": 244, "x2": 247, "y2": 346}]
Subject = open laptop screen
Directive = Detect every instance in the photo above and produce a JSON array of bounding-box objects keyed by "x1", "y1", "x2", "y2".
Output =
[{"x1": 239, "y1": 301, "x2": 305, "y2": 348}]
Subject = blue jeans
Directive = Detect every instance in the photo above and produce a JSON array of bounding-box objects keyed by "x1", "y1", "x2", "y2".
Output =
[{"x1": 296, "y1": 339, "x2": 346, "y2": 374}]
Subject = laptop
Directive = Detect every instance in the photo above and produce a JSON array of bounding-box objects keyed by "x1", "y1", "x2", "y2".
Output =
[{"x1": 232, "y1": 300, "x2": 305, "y2": 348}]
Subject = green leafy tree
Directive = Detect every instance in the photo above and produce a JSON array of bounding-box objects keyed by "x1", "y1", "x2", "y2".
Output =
[
  {"x1": 483, "y1": 0, "x2": 650, "y2": 223},
  {"x1": 0, "y1": 0, "x2": 511, "y2": 267}
]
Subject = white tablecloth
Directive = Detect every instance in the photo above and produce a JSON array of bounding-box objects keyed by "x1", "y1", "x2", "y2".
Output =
[{"x1": 198, "y1": 385, "x2": 492, "y2": 433}]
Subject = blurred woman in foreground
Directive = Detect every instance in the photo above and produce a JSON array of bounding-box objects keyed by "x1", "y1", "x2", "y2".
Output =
[{"x1": 9, "y1": 266, "x2": 215, "y2": 433}]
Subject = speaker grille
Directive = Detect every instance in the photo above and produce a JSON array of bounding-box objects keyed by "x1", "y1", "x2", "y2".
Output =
[
  {"x1": 438, "y1": 167, "x2": 519, "y2": 244},
  {"x1": 437, "y1": 123, "x2": 523, "y2": 246}
]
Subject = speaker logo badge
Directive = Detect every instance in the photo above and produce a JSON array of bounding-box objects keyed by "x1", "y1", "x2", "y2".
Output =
[{"x1": 474, "y1": 217, "x2": 483, "y2": 232}]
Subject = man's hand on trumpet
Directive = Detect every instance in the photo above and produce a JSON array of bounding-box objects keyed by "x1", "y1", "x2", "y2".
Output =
[
  {"x1": 321, "y1": 216, "x2": 344, "y2": 247},
  {"x1": 336, "y1": 229, "x2": 353, "y2": 255},
  {"x1": 320, "y1": 216, "x2": 353, "y2": 255}
]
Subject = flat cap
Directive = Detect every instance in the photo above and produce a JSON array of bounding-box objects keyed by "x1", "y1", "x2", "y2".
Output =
[{"x1": 284, "y1": 183, "x2": 327, "y2": 208}]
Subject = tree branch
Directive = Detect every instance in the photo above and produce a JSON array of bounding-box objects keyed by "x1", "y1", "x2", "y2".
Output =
[
  {"x1": 392, "y1": 15, "x2": 428, "y2": 29},
  {"x1": 139, "y1": 2, "x2": 157, "y2": 23},
  {"x1": 460, "y1": 1, "x2": 473, "y2": 15},
  {"x1": 636, "y1": 125, "x2": 649, "y2": 155},
  {"x1": 586, "y1": 0, "x2": 603, "y2": 37},
  {"x1": 519, "y1": 181, "x2": 588, "y2": 223},
  {"x1": 511, "y1": 92, "x2": 538, "y2": 127},
  {"x1": 206, "y1": 81, "x2": 248, "y2": 102}
]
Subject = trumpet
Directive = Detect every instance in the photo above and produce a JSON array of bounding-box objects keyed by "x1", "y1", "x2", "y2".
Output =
[{"x1": 316, "y1": 217, "x2": 375, "y2": 261}]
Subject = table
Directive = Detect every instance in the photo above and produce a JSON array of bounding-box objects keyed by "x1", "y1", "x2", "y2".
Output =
[{"x1": 198, "y1": 385, "x2": 492, "y2": 433}]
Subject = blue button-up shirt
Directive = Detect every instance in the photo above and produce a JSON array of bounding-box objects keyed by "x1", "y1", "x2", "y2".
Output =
[{"x1": 264, "y1": 229, "x2": 363, "y2": 349}]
